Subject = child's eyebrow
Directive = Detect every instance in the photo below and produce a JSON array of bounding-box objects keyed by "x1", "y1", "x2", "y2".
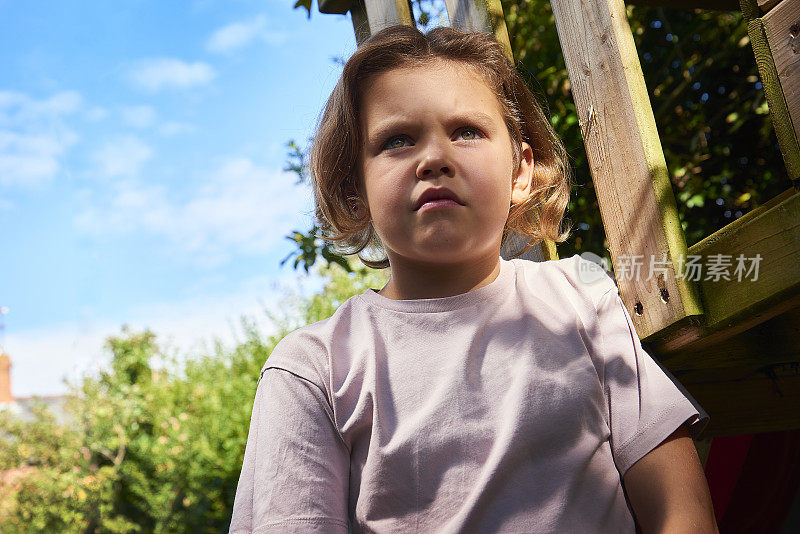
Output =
[
  {"x1": 366, "y1": 117, "x2": 412, "y2": 148},
  {"x1": 366, "y1": 111, "x2": 497, "y2": 148}
]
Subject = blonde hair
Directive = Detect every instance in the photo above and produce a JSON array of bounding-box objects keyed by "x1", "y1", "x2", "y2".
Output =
[{"x1": 310, "y1": 24, "x2": 571, "y2": 268}]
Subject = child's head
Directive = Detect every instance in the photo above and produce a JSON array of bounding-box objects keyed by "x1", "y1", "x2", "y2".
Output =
[{"x1": 310, "y1": 25, "x2": 571, "y2": 269}]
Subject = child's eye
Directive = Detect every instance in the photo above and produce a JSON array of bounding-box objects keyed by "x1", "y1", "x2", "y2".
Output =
[
  {"x1": 458, "y1": 128, "x2": 482, "y2": 141},
  {"x1": 383, "y1": 135, "x2": 412, "y2": 150}
]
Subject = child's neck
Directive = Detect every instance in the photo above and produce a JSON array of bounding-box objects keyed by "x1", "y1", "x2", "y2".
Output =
[{"x1": 378, "y1": 253, "x2": 502, "y2": 300}]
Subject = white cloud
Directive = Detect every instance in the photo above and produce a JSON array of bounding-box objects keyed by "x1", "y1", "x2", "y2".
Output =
[
  {"x1": 90, "y1": 135, "x2": 153, "y2": 178},
  {"x1": 85, "y1": 106, "x2": 108, "y2": 122},
  {"x1": 0, "y1": 91, "x2": 82, "y2": 120},
  {"x1": 0, "y1": 90, "x2": 81, "y2": 187},
  {"x1": 121, "y1": 105, "x2": 157, "y2": 129},
  {"x1": 75, "y1": 158, "x2": 313, "y2": 265},
  {"x1": 206, "y1": 14, "x2": 287, "y2": 53},
  {"x1": 127, "y1": 58, "x2": 216, "y2": 92},
  {"x1": 158, "y1": 121, "x2": 194, "y2": 136},
  {"x1": 3, "y1": 270, "x2": 319, "y2": 397}
]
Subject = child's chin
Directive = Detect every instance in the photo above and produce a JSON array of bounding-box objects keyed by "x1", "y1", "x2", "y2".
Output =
[{"x1": 411, "y1": 241, "x2": 493, "y2": 263}]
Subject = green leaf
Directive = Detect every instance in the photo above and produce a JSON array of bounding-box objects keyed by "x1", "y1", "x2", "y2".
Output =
[{"x1": 293, "y1": 0, "x2": 312, "y2": 19}]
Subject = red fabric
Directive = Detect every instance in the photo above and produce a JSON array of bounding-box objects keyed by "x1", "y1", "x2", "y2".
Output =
[
  {"x1": 705, "y1": 433, "x2": 754, "y2": 522},
  {"x1": 718, "y1": 430, "x2": 800, "y2": 533},
  {"x1": 704, "y1": 430, "x2": 800, "y2": 533}
]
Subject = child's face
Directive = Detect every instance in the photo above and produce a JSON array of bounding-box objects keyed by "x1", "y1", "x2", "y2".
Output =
[{"x1": 357, "y1": 59, "x2": 533, "y2": 268}]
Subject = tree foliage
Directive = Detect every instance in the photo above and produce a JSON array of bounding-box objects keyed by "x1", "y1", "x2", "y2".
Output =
[
  {"x1": 0, "y1": 264, "x2": 387, "y2": 532},
  {"x1": 287, "y1": 1, "x2": 788, "y2": 269},
  {"x1": 505, "y1": 1, "x2": 786, "y2": 254}
]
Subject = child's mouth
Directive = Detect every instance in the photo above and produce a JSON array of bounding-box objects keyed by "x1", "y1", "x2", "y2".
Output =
[
  {"x1": 413, "y1": 187, "x2": 464, "y2": 211},
  {"x1": 417, "y1": 199, "x2": 463, "y2": 212}
]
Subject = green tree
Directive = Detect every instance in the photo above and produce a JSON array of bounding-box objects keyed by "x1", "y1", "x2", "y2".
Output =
[{"x1": 0, "y1": 263, "x2": 387, "y2": 532}]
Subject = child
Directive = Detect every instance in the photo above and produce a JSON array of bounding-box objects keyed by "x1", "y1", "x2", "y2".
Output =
[{"x1": 230, "y1": 25, "x2": 716, "y2": 533}]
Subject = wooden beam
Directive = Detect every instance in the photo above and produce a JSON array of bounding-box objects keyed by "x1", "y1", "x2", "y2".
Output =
[
  {"x1": 680, "y1": 364, "x2": 800, "y2": 437},
  {"x1": 625, "y1": 0, "x2": 740, "y2": 10},
  {"x1": 651, "y1": 187, "x2": 800, "y2": 353},
  {"x1": 651, "y1": 304, "x2": 800, "y2": 436},
  {"x1": 550, "y1": 0, "x2": 704, "y2": 339},
  {"x1": 319, "y1": 1, "x2": 414, "y2": 45},
  {"x1": 764, "y1": 0, "x2": 800, "y2": 184},
  {"x1": 350, "y1": 0, "x2": 414, "y2": 46},
  {"x1": 759, "y1": 0, "x2": 784, "y2": 13},
  {"x1": 443, "y1": 0, "x2": 513, "y2": 59},
  {"x1": 656, "y1": 303, "x2": 800, "y2": 374},
  {"x1": 319, "y1": 0, "x2": 355, "y2": 14},
  {"x1": 742, "y1": 0, "x2": 800, "y2": 184}
]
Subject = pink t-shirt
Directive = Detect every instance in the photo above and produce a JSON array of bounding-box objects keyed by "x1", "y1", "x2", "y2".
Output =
[{"x1": 230, "y1": 255, "x2": 708, "y2": 533}]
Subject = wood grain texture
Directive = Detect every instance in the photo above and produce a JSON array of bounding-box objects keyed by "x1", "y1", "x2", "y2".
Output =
[
  {"x1": 627, "y1": 0, "x2": 740, "y2": 9},
  {"x1": 764, "y1": 0, "x2": 800, "y2": 180},
  {"x1": 350, "y1": 0, "x2": 414, "y2": 46},
  {"x1": 758, "y1": 0, "x2": 784, "y2": 13},
  {"x1": 657, "y1": 300, "x2": 800, "y2": 373},
  {"x1": 444, "y1": 0, "x2": 512, "y2": 59},
  {"x1": 653, "y1": 303, "x2": 800, "y2": 436},
  {"x1": 550, "y1": 0, "x2": 703, "y2": 339},
  {"x1": 689, "y1": 188, "x2": 800, "y2": 328},
  {"x1": 652, "y1": 188, "x2": 800, "y2": 355},
  {"x1": 743, "y1": 2, "x2": 800, "y2": 181},
  {"x1": 682, "y1": 365, "x2": 800, "y2": 436}
]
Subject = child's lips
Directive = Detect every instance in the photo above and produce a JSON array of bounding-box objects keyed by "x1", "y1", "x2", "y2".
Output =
[
  {"x1": 413, "y1": 187, "x2": 464, "y2": 211},
  {"x1": 417, "y1": 199, "x2": 463, "y2": 212}
]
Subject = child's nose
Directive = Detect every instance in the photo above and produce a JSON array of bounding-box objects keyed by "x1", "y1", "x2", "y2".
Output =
[{"x1": 416, "y1": 149, "x2": 454, "y2": 180}]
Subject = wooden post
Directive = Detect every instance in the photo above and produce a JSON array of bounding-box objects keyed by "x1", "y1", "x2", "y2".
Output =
[
  {"x1": 549, "y1": 0, "x2": 704, "y2": 339},
  {"x1": 443, "y1": 0, "x2": 513, "y2": 59},
  {"x1": 320, "y1": 0, "x2": 414, "y2": 46},
  {"x1": 742, "y1": 0, "x2": 800, "y2": 187},
  {"x1": 762, "y1": 0, "x2": 800, "y2": 188}
]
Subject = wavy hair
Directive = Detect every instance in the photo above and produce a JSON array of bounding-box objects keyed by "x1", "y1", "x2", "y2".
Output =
[{"x1": 309, "y1": 24, "x2": 572, "y2": 268}]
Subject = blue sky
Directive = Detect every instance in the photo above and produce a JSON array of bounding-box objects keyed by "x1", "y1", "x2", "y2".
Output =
[{"x1": 0, "y1": 1, "x2": 358, "y2": 396}]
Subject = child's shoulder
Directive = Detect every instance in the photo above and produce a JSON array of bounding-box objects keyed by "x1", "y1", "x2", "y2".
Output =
[
  {"x1": 260, "y1": 294, "x2": 363, "y2": 382},
  {"x1": 509, "y1": 252, "x2": 619, "y2": 309}
]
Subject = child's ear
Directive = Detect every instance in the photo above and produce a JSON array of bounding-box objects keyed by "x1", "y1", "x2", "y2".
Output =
[{"x1": 511, "y1": 141, "x2": 535, "y2": 206}]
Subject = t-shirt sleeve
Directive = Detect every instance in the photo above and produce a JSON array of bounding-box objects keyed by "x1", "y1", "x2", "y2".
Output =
[
  {"x1": 594, "y1": 282, "x2": 709, "y2": 477},
  {"x1": 229, "y1": 366, "x2": 350, "y2": 534}
]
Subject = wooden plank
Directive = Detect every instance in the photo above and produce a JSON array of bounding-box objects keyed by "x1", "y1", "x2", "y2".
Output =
[
  {"x1": 443, "y1": 0, "x2": 513, "y2": 60},
  {"x1": 651, "y1": 187, "x2": 800, "y2": 352},
  {"x1": 759, "y1": 0, "x2": 784, "y2": 13},
  {"x1": 656, "y1": 303, "x2": 800, "y2": 374},
  {"x1": 319, "y1": 1, "x2": 413, "y2": 45},
  {"x1": 441, "y1": 0, "x2": 557, "y2": 262},
  {"x1": 319, "y1": 0, "x2": 355, "y2": 14},
  {"x1": 764, "y1": 0, "x2": 800, "y2": 185},
  {"x1": 320, "y1": 1, "x2": 414, "y2": 45},
  {"x1": 681, "y1": 365, "x2": 800, "y2": 437},
  {"x1": 742, "y1": 0, "x2": 800, "y2": 184},
  {"x1": 350, "y1": 0, "x2": 414, "y2": 46},
  {"x1": 652, "y1": 303, "x2": 800, "y2": 436},
  {"x1": 625, "y1": 0, "x2": 740, "y2": 10},
  {"x1": 550, "y1": 0, "x2": 704, "y2": 339}
]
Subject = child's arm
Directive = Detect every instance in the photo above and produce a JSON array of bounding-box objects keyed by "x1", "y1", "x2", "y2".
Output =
[
  {"x1": 229, "y1": 366, "x2": 350, "y2": 534},
  {"x1": 574, "y1": 257, "x2": 715, "y2": 532},
  {"x1": 622, "y1": 422, "x2": 718, "y2": 533}
]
